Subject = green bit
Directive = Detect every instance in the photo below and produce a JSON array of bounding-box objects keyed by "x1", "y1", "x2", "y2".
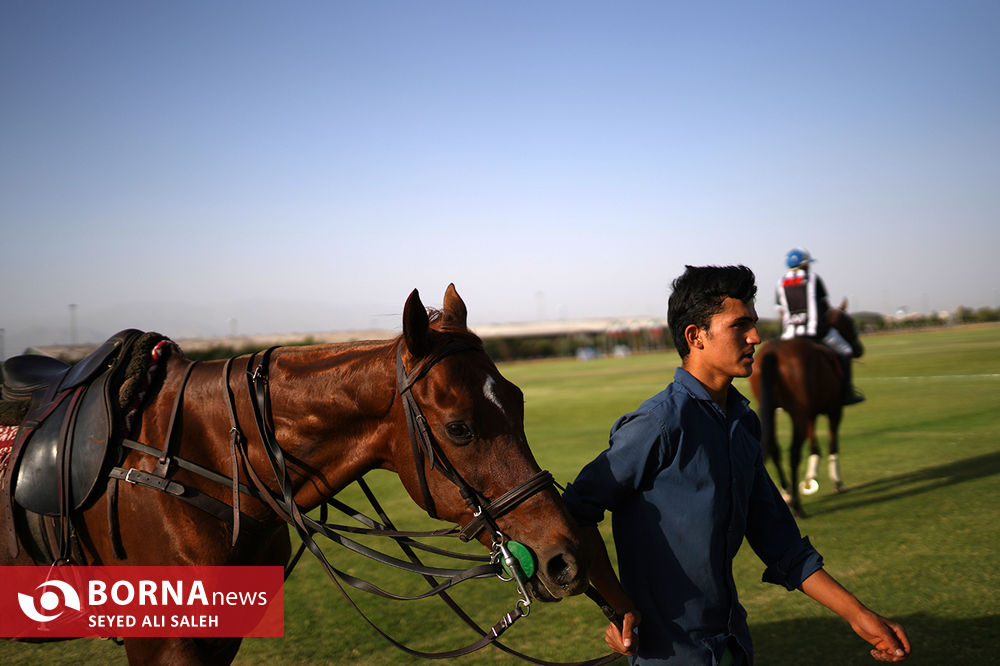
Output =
[{"x1": 501, "y1": 540, "x2": 536, "y2": 579}]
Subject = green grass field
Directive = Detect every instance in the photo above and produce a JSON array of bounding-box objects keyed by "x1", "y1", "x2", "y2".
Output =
[{"x1": 5, "y1": 324, "x2": 999, "y2": 665}]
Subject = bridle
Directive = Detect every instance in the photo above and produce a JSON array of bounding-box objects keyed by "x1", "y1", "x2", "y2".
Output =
[
  {"x1": 116, "y1": 339, "x2": 619, "y2": 663},
  {"x1": 396, "y1": 340, "x2": 556, "y2": 541}
]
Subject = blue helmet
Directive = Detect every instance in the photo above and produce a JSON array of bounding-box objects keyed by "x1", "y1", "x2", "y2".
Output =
[{"x1": 786, "y1": 248, "x2": 813, "y2": 269}]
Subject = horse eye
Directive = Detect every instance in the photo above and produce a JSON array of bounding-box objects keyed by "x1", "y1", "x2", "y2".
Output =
[{"x1": 445, "y1": 421, "x2": 474, "y2": 444}]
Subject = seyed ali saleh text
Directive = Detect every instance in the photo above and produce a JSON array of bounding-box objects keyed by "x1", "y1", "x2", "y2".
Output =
[{"x1": 91, "y1": 613, "x2": 221, "y2": 629}]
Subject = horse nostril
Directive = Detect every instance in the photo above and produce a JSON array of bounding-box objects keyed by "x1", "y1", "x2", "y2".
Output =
[{"x1": 546, "y1": 552, "x2": 579, "y2": 588}]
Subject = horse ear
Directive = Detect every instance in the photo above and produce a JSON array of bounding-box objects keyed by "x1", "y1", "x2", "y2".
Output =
[
  {"x1": 442, "y1": 283, "x2": 468, "y2": 329},
  {"x1": 403, "y1": 289, "x2": 430, "y2": 356},
  {"x1": 839, "y1": 298, "x2": 848, "y2": 312}
]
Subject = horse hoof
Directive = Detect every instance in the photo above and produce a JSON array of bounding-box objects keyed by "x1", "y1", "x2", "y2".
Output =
[{"x1": 800, "y1": 479, "x2": 819, "y2": 495}]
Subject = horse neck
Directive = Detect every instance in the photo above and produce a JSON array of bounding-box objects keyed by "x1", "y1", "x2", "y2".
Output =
[
  {"x1": 827, "y1": 309, "x2": 850, "y2": 337},
  {"x1": 263, "y1": 339, "x2": 401, "y2": 509}
]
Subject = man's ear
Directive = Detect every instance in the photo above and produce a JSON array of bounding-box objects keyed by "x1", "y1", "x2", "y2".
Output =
[{"x1": 684, "y1": 324, "x2": 703, "y2": 351}]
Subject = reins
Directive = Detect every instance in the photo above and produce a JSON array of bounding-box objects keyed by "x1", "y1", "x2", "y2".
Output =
[{"x1": 115, "y1": 341, "x2": 620, "y2": 664}]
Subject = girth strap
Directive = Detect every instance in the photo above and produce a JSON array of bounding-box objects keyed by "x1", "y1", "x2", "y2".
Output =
[
  {"x1": 109, "y1": 467, "x2": 184, "y2": 495},
  {"x1": 112, "y1": 439, "x2": 267, "y2": 537}
]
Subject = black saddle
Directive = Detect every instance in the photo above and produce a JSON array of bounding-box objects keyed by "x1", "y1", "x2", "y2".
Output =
[
  {"x1": 2, "y1": 332, "x2": 140, "y2": 403},
  {"x1": 2, "y1": 329, "x2": 143, "y2": 516},
  {"x1": 1, "y1": 355, "x2": 70, "y2": 401}
]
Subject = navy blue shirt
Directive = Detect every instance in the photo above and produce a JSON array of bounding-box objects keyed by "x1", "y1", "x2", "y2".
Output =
[{"x1": 562, "y1": 368, "x2": 823, "y2": 665}]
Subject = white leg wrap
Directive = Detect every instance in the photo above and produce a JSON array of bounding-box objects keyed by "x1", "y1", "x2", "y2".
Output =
[
  {"x1": 806, "y1": 454, "x2": 820, "y2": 480},
  {"x1": 800, "y1": 454, "x2": 821, "y2": 495},
  {"x1": 828, "y1": 454, "x2": 842, "y2": 484}
]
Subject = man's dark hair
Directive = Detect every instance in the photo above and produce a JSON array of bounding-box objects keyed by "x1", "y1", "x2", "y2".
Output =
[{"x1": 668, "y1": 265, "x2": 757, "y2": 358}]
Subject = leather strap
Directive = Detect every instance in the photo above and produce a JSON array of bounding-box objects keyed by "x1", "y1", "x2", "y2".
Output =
[
  {"x1": 57, "y1": 386, "x2": 86, "y2": 563},
  {"x1": 109, "y1": 466, "x2": 265, "y2": 534},
  {"x1": 153, "y1": 360, "x2": 198, "y2": 478},
  {"x1": 109, "y1": 467, "x2": 184, "y2": 495},
  {"x1": 221, "y1": 356, "x2": 243, "y2": 546},
  {"x1": 396, "y1": 341, "x2": 481, "y2": 521},
  {"x1": 396, "y1": 341, "x2": 554, "y2": 542},
  {"x1": 107, "y1": 474, "x2": 126, "y2": 559},
  {"x1": 458, "y1": 470, "x2": 554, "y2": 541}
]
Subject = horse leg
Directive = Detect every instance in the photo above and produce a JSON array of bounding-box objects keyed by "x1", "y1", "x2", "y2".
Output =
[
  {"x1": 767, "y1": 426, "x2": 791, "y2": 503},
  {"x1": 787, "y1": 421, "x2": 809, "y2": 518},
  {"x1": 800, "y1": 419, "x2": 821, "y2": 496},
  {"x1": 757, "y1": 349, "x2": 791, "y2": 500},
  {"x1": 828, "y1": 410, "x2": 846, "y2": 492}
]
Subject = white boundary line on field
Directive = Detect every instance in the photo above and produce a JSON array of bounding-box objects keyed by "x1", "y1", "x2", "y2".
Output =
[{"x1": 864, "y1": 374, "x2": 1000, "y2": 382}]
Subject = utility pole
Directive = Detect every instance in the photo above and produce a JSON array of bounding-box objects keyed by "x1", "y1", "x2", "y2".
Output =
[{"x1": 69, "y1": 304, "x2": 78, "y2": 345}]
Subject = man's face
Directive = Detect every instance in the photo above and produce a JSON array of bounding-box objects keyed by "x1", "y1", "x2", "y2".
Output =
[{"x1": 701, "y1": 297, "x2": 761, "y2": 379}]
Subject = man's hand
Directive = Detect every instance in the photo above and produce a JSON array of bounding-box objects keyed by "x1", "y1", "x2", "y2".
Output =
[
  {"x1": 604, "y1": 611, "x2": 639, "y2": 657},
  {"x1": 800, "y1": 570, "x2": 910, "y2": 662},
  {"x1": 849, "y1": 609, "x2": 911, "y2": 662}
]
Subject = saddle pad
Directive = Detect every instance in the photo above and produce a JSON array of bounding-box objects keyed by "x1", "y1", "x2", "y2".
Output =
[
  {"x1": 0, "y1": 426, "x2": 17, "y2": 490},
  {"x1": 121, "y1": 338, "x2": 171, "y2": 436},
  {"x1": 0, "y1": 399, "x2": 30, "y2": 427}
]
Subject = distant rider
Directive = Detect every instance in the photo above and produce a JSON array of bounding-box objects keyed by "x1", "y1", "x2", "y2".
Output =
[{"x1": 776, "y1": 248, "x2": 865, "y2": 405}]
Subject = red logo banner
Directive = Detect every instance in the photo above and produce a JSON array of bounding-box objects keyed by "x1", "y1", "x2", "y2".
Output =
[{"x1": 1, "y1": 566, "x2": 284, "y2": 638}]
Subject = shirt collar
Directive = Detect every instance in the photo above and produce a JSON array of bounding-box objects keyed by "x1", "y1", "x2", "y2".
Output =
[{"x1": 673, "y1": 367, "x2": 751, "y2": 420}]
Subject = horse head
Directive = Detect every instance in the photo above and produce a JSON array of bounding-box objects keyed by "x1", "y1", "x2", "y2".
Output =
[
  {"x1": 393, "y1": 284, "x2": 590, "y2": 602},
  {"x1": 830, "y1": 299, "x2": 864, "y2": 358}
]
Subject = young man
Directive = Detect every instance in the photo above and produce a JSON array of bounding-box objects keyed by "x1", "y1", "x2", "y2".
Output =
[{"x1": 562, "y1": 265, "x2": 909, "y2": 665}]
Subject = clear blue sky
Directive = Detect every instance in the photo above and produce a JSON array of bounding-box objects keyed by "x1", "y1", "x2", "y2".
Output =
[{"x1": 2, "y1": 1, "x2": 998, "y2": 357}]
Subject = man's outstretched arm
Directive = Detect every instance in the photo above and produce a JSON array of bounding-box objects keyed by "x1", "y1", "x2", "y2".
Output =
[{"x1": 800, "y1": 569, "x2": 911, "y2": 662}]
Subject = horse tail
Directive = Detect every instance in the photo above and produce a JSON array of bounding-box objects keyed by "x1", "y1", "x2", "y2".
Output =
[{"x1": 758, "y1": 349, "x2": 779, "y2": 461}]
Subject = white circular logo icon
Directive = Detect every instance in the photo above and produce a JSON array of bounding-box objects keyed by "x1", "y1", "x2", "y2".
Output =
[{"x1": 18, "y1": 579, "x2": 82, "y2": 622}]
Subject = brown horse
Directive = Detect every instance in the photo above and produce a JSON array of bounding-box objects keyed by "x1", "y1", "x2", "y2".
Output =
[
  {"x1": 1, "y1": 285, "x2": 591, "y2": 664},
  {"x1": 749, "y1": 301, "x2": 864, "y2": 517}
]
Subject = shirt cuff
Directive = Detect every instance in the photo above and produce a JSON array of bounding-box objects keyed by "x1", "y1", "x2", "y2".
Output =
[{"x1": 761, "y1": 536, "x2": 824, "y2": 590}]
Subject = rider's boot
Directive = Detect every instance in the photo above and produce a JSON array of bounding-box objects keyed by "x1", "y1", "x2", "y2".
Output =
[{"x1": 840, "y1": 355, "x2": 865, "y2": 405}]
